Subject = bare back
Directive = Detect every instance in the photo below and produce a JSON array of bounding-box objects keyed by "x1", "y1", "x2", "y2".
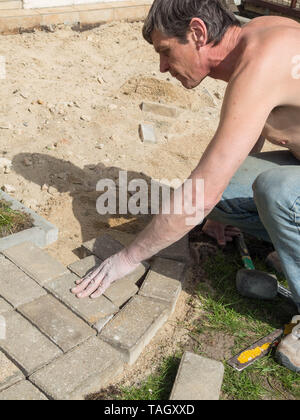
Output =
[{"x1": 234, "y1": 16, "x2": 300, "y2": 159}]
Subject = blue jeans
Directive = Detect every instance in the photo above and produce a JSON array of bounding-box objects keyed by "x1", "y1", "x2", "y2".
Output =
[{"x1": 208, "y1": 151, "x2": 300, "y2": 313}]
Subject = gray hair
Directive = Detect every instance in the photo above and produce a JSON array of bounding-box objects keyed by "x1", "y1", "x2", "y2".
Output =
[{"x1": 143, "y1": 0, "x2": 241, "y2": 45}]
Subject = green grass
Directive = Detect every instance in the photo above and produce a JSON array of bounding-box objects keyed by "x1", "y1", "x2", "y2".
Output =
[{"x1": 0, "y1": 200, "x2": 33, "y2": 238}]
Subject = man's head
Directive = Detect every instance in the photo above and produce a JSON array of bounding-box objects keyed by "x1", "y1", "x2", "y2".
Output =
[{"x1": 143, "y1": 0, "x2": 241, "y2": 88}]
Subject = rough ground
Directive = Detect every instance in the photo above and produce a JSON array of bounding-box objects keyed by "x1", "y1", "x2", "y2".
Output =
[{"x1": 0, "y1": 21, "x2": 279, "y2": 393}]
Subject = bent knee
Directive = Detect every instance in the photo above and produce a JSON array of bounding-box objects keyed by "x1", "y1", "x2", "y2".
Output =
[{"x1": 253, "y1": 168, "x2": 300, "y2": 210}]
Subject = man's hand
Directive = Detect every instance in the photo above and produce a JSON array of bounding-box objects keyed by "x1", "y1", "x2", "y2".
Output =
[
  {"x1": 71, "y1": 250, "x2": 140, "y2": 299},
  {"x1": 202, "y1": 219, "x2": 240, "y2": 246}
]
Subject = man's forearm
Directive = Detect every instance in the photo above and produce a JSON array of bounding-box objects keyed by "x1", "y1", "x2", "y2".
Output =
[{"x1": 124, "y1": 180, "x2": 213, "y2": 264}]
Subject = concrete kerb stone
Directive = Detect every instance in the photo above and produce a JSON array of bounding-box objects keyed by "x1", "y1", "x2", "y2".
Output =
[
  {"x1": 100, "y1": 295, "x2": 170, "y2": 365},
  {"x1": 0, "y1": 189, "x2": 58, "y2": 251},
  {"x1": 2, "y1": 241, "x2": 69, "y2": 286},
  {"x1": 29, "y1": 337, "x2": 124, "y2": 400},
  {"x1": 170, "y1": 351, "x2": 224, "y2": 400},
  {"x1": 0, "y1": 380, "x2": 48, "y2": 400}
]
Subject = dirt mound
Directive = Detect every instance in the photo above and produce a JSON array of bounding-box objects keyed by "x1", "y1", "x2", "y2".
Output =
[{"x1": 121, "y1": 76, "x2": 215, "y2": 110}]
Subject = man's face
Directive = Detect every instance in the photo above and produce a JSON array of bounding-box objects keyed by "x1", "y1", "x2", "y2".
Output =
[{"x1": 151, "y1": 29, "x2": 208, "y2": 89}]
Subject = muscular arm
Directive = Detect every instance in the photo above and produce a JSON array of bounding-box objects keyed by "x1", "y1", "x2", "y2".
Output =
[{"x1": 125, "y1": 61, "x2": 280, "y2": 265}]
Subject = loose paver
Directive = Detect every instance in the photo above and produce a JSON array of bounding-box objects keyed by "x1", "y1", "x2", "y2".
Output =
[
  {"x1": 45, "y1": 272, "x2": 118, "y2": 325},
  {"x1": 30, "y1": 337, "x2": 124, "y2": 400},
  {"x1": 100, "y1": 295, "x2": 170, "y2": 365},
  {"x1": 0, "y1": 311, "x2": 62, "y2": 375},
  {"x1": 139, "y1": 257, "x2": 186, "y2": 314},
  {"x1": 0, "y1": 380, "x2": 48, "y2": 400},
  {"x1": 0, "y1": 351, "x2": 24, "y2": 392},
  {"x1": 2, "y1": 241, "x2": 68, "y2": 285},
  {"x1": 19, "y1": 295, "x2": 95, "y2": 353},
  {"x1": 156, "y1": 235, "x2": 191, "y2": 263},
  {"x1": 140, "y1": 101, "x2": 180, "y2": 118},
  {"x1": 139, "y1": 122, "x2": 157, "y2": 144},
  {"x1": 169, "y1": 352, "x2": 224, "y2": 400},
  {"x1": 0, "y1": 298, "x2": 13, "y2": 315},
  {"x1": 0, "y1": 255, "x2": 46, "y2": 308}
]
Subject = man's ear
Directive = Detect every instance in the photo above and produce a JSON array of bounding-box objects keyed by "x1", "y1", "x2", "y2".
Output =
[{"x1": 189, "y1": 18, "x2": 207, "y2": 49}]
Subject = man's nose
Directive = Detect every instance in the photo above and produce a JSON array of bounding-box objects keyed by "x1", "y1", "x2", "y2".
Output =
[{"x1": 160, "y1": 55, "x2": 169, "y2": 73}]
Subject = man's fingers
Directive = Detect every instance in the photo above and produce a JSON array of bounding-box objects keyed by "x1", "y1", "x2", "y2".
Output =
[
  {"x1": 76, "y1": 272, "x2": 107, "y2": 298},
  {"x1": 71, "y1": 266, "x2": 104, "y2": 295}
]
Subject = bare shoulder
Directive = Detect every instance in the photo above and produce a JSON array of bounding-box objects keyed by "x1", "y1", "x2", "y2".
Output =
[{"x1": 228, "y1": 17, "x2": 300, "y2": 96}]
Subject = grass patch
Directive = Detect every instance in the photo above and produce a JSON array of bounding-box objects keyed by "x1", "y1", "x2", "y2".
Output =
[
  {"x1": 195, "y1": 244, "x2": 300, "y2": 400},
  {"x1": 0, "y1": 200, "x2": 33, "y2": 238}
]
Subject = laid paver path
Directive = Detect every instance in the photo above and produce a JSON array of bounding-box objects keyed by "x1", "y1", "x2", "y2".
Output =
[{"x1": 0, "y1": 231, "x2": 190, "y2": 400}]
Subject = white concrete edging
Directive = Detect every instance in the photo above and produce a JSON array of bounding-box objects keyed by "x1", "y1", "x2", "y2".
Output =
[{"x1": 0, "y1": 190, "x2": 58, "y2": 251}]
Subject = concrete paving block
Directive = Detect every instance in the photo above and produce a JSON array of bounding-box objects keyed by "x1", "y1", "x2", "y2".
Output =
[
  {"x1": 0, "y1": 351, "x2": 24, "y2": 392},
  {"x1": 170, "y1": 352, "x2": 224, "y2": 400},
  {"x1": 19, "y1": 295, "x2": 95, "y2": 353},
  {"x1": 93, "y1": 314, "x2": 114, "y2": 334},
  {"x1": 2, "y1": 241, "x2": 68, "y2": 285},
  {"x1": 156, "y1": 235, "x2": 191, "y2": 263},
  {"x1": 0, "y1": 298, "x2": 13, "y2": 315},
  {"x1": 81, "y1": 233, "x2": 124, "y2": 260},
  {"x1": 0, "y1": 255, "x2": 46, "y2": 308},
  {"x1": 81, "y1": 229, "x2": 135, "y2": 258},
  {"x1": 45, "y1": 272, "x2": 118, "y2": 325},
  {"x1": 140, "y1": 101, "x2": 180, "y2": 118},
  {"x1": 104, "y1": 277, "x2": 139, "y2": 308},
  {"x1": 0, "y1": 380, "x2": 48, "y2": 400},
  {"x1": 139, "y1": 123, "x2": 157, "y2": 144},
  {"x1": 139, "y1": 257, "x2": 186, "y2": 314},
  {"x1": 30, "y1": 337, "x2": 124, "y2": 400},
  {"x1": 0, "y1": 311, "x2": 62, "y2": 375},
  {"x1": 100, "y1": 295, "x2": 170, "y2": 365},
  {"x1": 68, "y1": 255, "x2": 102, "y2": 278}
]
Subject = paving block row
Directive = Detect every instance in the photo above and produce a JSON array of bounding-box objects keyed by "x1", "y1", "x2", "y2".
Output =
[
  {"x1": 0, "y1": 380, "x2": 48, "y2": 400},
  {"x1": 170, "y1": 352, "x2": 224, "y2": 400},
  {"x1": 139, "y1": 257, "x2": 186, "y2": 315},
  {"x1": 0, "y1": 351, "x2": 24, "y2": 392},
  {"x1": 29, "y1": 337, "x2": 124, "y2": 400}
]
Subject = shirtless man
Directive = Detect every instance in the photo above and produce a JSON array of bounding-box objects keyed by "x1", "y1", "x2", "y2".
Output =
[{"x1": 72, "y1": 0, "x2": 300, "y2": 372}]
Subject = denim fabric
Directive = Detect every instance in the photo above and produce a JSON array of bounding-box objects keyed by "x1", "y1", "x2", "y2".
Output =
[{"x1": 208, "y1": 151, "x2": 300, "y2": 312}]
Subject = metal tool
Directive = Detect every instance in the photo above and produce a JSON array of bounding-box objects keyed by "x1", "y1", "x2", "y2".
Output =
[{"x1": 235, "y1": 234, "x2": 292, "y2": 301}]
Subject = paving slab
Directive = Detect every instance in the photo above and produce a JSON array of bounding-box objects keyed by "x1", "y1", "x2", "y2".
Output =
[
  {"x1": 68, "y1": 255, "x2": 102, "y2": 278},
  {"x1": 93, "y1": 314, "x2": 114, "y2": 334},
  {"x1": 139, "y1": 257, "x2": 186, "y2": 314},
  {"x1": 0, "y1": 351, "x2": 24, "y2": 392},
  {"x1": 0, "y1": 380, "x2": 48, "y2": 400},
  {"x1": 100, "y1": 295, "x2": 170, "y2": 365},
  {"x1": 2, "y1": 241, "x2": 69, "y2": 285},
  {"x1": 81, "y1": 229, "x2": 135, "y2": 258},
  {"x1": 45, "y1": 272, "x2": 118, "y2": 325},
  {"x1": 0, "y1": 298, "x2": 13, "y2": 315},
  {"x1": 81, "y1": 233, "x2": 124, "y2": 260},
  {"x1": 0, "y1": 255, "x2": 46, "y2": 308},
  {"x1": 0, "y1": 311, "x2": 62, "y2": 375},
  {"x1": 19, "y1": 294, "x2": 95, "y2": 353},
  {"x1": 30, "y1": 337, "x2": 124, "y2": 400},
  {"x1": 169, "y1": 352, "x2": 224, "y2": 400},
  {"x1": 156, "y1": 235, "x2": 191, "y2": 263}
]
